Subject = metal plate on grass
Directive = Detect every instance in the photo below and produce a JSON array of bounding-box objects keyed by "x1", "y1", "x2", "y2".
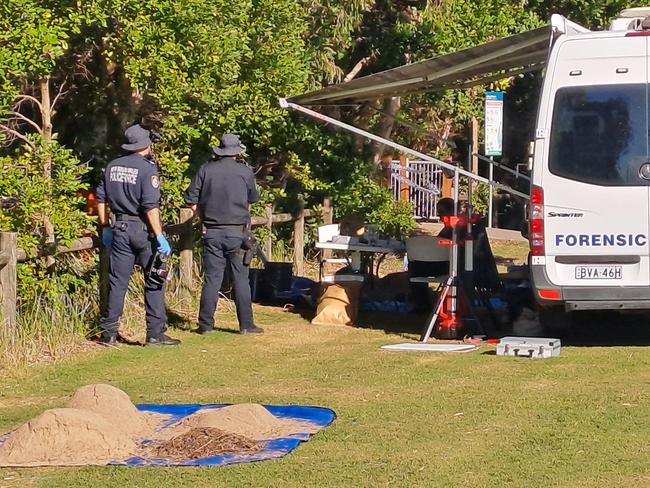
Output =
[{"x1": 381, "y1": 343, "x2": 478, "y2": 353}]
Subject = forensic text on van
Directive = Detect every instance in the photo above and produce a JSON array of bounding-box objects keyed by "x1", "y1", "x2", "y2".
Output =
[{"x1": 555, "y1": 234, "x2": 647, "y2": 247}]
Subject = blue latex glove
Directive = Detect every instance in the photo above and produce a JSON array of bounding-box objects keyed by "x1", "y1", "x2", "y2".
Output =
[
  {"x1": 156, "y1": 234, "x2": 171, "y2": 256},
  {"x1": 101, "y1": 227, "x2": 113, "y2": 249}
]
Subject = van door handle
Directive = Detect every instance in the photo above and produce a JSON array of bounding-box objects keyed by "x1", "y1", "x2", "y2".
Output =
[{"x1": 639, "y1": 163, "x2": 650, "y2": 180}]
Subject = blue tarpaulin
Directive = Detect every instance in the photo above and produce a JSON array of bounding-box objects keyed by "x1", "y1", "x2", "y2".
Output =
[
  {"x1": 0, "y1": 404, "x2": 336, "y2": 467},
  {"x1": 124, "y1": 403, "x2": 336, "y2": 466}
]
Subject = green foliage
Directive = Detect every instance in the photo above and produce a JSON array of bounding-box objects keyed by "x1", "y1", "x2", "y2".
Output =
[
  {"x1": 334, "y1": 166, "x2": 415, "y2": 239},
  {"x1": 301, "y1": 0, "x2": 373, "y2": 84},
  {"x1": 0, "y1": 139, "x2": 93, "y2": 300},
  {"x1": 100, "y1": 0, "x2": 306, "y2": 222},
  {"x1": 0, "y1": 0, "x2": 75, "y2": 108},
  {"x1": 527, "y1": 0, "x2": 650, "y2": 29},
  {"x1": 472, "y1": 183, "x2": 490, "y2": 215},
  {"x1": 386, "y1": 0, "x2": 544, "y2": 152}
]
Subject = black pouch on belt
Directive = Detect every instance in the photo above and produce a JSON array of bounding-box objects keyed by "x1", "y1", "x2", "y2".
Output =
[
  {"x1": 241, "y1": 225, "x2": 255, "y2": 250},
  {"x1": 241, "y1": 225, "x2": 255, "y2": 266}
]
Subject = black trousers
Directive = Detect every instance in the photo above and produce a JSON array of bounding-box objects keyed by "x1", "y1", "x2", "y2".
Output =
[
  {"x1": 100, "y1": 220, "x2": 166, "y2": 339},
  {"x1": 199, "y1": 227, "x2": 254, "y2": 331}
]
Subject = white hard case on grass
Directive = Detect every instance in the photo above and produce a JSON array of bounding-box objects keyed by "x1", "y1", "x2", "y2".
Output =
[{"x1": 496, "y1": 337, "x2": 561, "y2": 359}]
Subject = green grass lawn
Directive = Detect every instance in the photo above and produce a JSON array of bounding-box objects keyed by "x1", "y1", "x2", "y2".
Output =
[{"x1": 1, "y1": 305, "x2": 650, "y2": 488}]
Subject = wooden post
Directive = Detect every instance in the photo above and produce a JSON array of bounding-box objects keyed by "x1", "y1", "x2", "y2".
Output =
[
  {"x1": 322, "y1": 197, "x2": 333, "y2": 260},
  {"x1": 0, "y1": 232, "x2": 17, "y2": 333},
  {"x1": 179, "y1": 208, "x2": 194, "y2": 295},
  {"x1": 322, "y1": 197, "x2": 333, "y2": 225},
  {"x1": 293, "y1": 205, "x2": 305, "y2": 277},
  {"x1": 265, "y1": 204, "x2": 273, "y2": 260},
  {"x1": 399, "y1": 155, "x2": 409, "y2": 201},
  {"x1": 441, "y1": 167, "x2": 453, "y2": 198}
]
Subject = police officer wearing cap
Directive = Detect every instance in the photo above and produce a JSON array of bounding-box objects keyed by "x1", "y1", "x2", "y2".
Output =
[
  {"x1": 96, "y1": 124, "x2": 180, "y2": 346},
  {"x1": 184, "y1": 133, "x2": 263, "y2": 335}
]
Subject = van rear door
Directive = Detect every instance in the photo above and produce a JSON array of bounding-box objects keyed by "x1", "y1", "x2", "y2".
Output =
[{"x1": 542, "y1": 35, "x2": 650, "y2": 288}]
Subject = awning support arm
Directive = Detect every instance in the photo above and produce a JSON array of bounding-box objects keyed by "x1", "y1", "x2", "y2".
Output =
[{"x1": 279, "y1": 99, "x2": 529, "y2": 200}]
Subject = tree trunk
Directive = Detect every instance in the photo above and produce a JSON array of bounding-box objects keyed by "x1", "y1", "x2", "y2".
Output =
[
  {"x1": 351, "y1": 102, "x2": 377, "y2": 154},
  {"x1": 40, "y1": 77, "x2": 53, "y2": 146},
  {"x1": 369, "y1": 96, "x2": 401, "y2": 169},
  {"x1": 39, "y1": 77, "x2": 56, "y2": 268}
]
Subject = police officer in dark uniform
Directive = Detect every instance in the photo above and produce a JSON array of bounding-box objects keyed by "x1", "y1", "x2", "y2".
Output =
[
  {"x1": 96, "y1": 124, "x2": 180, "y2": 346},
  {"x1": 184, "y1": 133, "x2": 263, "y2": 335}
]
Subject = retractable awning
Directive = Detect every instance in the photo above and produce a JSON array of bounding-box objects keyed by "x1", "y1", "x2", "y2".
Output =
[
  {"x1": 289, "y1": 15, "x2": 589, "y2": 106},
  {"x1": 280, "y1": 15, "x2": 590, "y2": 202}
]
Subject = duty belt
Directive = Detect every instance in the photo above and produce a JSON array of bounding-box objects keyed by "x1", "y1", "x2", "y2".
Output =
[{"x1": 114, "y1": 214, "x2": 144, "y2": 222}]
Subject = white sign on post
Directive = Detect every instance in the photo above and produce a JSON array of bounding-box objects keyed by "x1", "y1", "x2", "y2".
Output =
[{"x1": 484, "y1": 91, "x2": 504, "y2": 157}]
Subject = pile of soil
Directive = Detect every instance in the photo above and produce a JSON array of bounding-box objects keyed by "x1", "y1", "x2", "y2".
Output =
[
  {"x1": 0, "y1": 408, "x2": 137, "y2": 467},
  {"x1": 67, "y1": 383, "x2": 160, "y2": 437},
  {"x1": 0, "y1": 384, "x2": 316, "y2": 466},
  {"x1": 165, "y1": 403, "x2": 319, "y2": 440},
  {"x1": 153, "y1": 427, "x2": 261, "y2": 460}
]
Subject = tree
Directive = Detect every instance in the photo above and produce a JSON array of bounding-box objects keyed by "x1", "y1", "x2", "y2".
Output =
[
  {"x1": 0, "y1": 0, "x2": 91, "y2": 274},
  {"x1": 527, "y1": 0, "x2": 650, "y2": 29}
]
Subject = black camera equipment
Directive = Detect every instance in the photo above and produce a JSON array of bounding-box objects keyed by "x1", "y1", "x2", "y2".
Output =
[{"x1": 146, "y1": 250, "x2": 171, "y2": 286}]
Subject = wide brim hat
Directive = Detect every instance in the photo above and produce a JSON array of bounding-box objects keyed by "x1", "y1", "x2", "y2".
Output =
[
  {"x1": 214, "y1": 133, "x2": 246, "y2": 156},
  {"x1": 121, "y1": 124, "x2": 153, "y2": 152}
]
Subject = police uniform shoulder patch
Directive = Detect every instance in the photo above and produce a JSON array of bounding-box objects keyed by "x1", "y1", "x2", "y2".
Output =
[{"x1": 151, "y1": 175, "x2": 160, "y2": 189}]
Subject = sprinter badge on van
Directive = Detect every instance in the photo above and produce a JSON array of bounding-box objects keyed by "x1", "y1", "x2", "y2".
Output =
[{"x1": 548, "y1": 212, "x2": 584, "y2": 218}]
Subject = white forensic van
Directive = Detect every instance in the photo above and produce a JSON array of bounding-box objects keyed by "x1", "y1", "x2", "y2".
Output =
[{"x1": 531, "y1": 8, "x2": 650, "y2": 329}]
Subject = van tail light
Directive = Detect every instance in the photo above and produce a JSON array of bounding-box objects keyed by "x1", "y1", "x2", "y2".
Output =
[
  {"x1": 529, "y1": 185, "x2": 545, "y2": 256},
  {"x1": 538, "y1": 289, "x2": 561, "y2": 300}
]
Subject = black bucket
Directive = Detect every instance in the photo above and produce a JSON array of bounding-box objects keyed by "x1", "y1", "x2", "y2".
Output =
[
  {"x1": 249, "y1": 262, "x2": 293, "y2": 302},
  {"x1": 263, "y1": 262, "x2": 293, "y2": 292},
  {"x1": 249, "y1": 268, "x2": 263, "y2": 302}
]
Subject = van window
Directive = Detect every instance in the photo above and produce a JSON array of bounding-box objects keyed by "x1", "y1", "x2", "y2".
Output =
[{"x1": 549, "y1": 84, "x2": 647, "y2": 186}]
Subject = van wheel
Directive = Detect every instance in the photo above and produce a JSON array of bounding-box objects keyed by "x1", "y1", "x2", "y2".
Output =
[{"x1": 538, "y1": 306, "x2": 572, "y2": 337}]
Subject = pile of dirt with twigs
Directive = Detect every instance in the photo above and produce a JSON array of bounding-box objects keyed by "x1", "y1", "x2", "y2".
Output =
[
  {"x1": 163, "y1": 403, "x2": 319, "y2": 441},
  {"x1": 0, "y1": 408, "x2": 137, "y2": 467},
  {"x1": 153, "y1": 427, "x2": 261, "y2": 460}
]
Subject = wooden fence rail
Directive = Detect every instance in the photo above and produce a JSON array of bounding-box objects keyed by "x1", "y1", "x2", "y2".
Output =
[{"x1": 0, "y1": 198, "x2": 332, "y2": 333}]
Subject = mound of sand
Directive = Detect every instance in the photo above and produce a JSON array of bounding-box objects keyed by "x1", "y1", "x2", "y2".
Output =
[
  {"x1": 67, "y1": 383, "x2": 160, "y2": 437},
  {"x1": 0, "y1": 385, "x2": 319, "y2": 467},
  {"x1": 165, "y1": 403, "x2": 319, "y2": 441},
  {"x1": 153, "y1": 427, "x2": 261, "y2": 460},
  {"x1": 0, "y1": 408, "x2": 137, "y2": 466}
]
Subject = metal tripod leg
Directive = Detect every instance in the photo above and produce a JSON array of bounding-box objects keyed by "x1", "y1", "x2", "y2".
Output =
[{"x1": 420, "y1": 276, "x2": 453, "y2": 342}]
